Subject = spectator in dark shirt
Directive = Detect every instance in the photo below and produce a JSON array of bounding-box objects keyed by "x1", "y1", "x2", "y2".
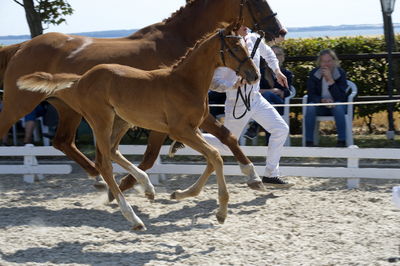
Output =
[{"x1": 304, "y1": 49, "x2": 348, "y2": 147}]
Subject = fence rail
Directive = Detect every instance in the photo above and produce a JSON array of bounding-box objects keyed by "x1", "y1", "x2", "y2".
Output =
[{"x1": 0, "y1": 145, "x2": 398, "y2": 189}]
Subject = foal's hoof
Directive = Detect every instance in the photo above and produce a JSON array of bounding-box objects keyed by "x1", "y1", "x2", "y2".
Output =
[
  {"x1": 107, "y1": 189, "x2": 115, "y2": 203},
  {"x1": 247, "y1": 181, "x2": 266, "y2": 192},
  {"x1": 145, "y1": 191, "x2": 155, "y2": 200},
  {"x1": 170, "y1": 191, "x2": 177, "y2": 200},
  {"x1": 216, "y1": 213, "x2": 226, "y2": 224},
  {"x1": 132, "y1": 223, "x2": 147, "y2": 231}
]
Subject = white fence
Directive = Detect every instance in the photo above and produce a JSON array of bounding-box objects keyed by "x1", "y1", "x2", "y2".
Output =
[
  {"x1": 0, "y1": 144, "x2": 399, "y2": 188},
  {"x1": 0, "y1": 144, "x2": 72, "y2": 183}
]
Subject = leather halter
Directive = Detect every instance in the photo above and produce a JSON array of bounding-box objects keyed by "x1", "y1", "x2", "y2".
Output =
[
  {"x1": 218, "y1": 30, "x2": 251, "y2": 75},
  {"x1": 239, "y1": 0, "x2": 279, "y2": 36}
]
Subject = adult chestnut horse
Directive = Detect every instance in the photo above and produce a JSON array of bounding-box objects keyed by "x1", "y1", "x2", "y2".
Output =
[
  {"x1": 18, "y1": 25, "x2": 259, "y2": 229},
  {"x1": 0, "y1": 0, "x2": 285, "y2": 190}
]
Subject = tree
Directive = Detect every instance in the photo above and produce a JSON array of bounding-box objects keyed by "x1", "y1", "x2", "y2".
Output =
[{"x1": 12, "y1": 0, "x2": 74, "y2": 38}]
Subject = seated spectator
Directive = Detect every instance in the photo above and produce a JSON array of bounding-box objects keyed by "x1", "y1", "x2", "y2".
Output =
[
  {"x1": 23, "y1": 102, "x2": 58, "y2": 145},
  {"x1": 304, "y1": 49, "x2": 348, "y2": 147},
  {"x1": 244, "y1": 46, "x2": 292, "y2": 144}
]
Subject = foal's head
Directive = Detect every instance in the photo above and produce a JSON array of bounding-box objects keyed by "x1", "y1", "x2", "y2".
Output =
[
  {"x1": 218, "y1": 23, "x2": 259, "y2": 84},
  {"x1": 241, "y1": 0, "x2": 287, "y2": 42}
]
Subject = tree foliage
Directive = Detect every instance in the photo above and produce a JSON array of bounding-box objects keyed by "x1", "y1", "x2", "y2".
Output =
[
  {"x1": 13, "y1": 0, "x2": 73, "y2": 37},
  {"x1": 36, "y1": 0, "x2": 73, "y2": 27}
]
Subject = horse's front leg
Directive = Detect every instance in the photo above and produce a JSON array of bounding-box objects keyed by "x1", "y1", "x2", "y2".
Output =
[
  {"x1": 170, "y1": 128, "x2": 228, "y2": 224},
  {"x1": 200, "y1": 114, "x2": 264, "y2": 191}
]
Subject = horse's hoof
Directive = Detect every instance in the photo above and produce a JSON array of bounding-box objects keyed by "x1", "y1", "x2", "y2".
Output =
[
  {"x1": 132, "y1": 224, "x2": 147, "y2": 231},
  {"x1": 216, "y1": 213, "x2": 226, "y2": 224},
  {"x1": 170, "y1": 192, "x2": 177, "y2": 200},
  {"x1": 247, "y1": 181, "x2": 266, "y2": 192},
  {"x1": 145, "y1": 191, "x2": 155, "y2": 200},
  {"x1": 107, "y1": 189, "x2": 115, "y2": 202}
]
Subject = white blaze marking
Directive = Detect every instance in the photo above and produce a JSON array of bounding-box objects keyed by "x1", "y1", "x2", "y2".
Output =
[{"x1": 67, "y1": 37, "x2": 93, "y2": 59}]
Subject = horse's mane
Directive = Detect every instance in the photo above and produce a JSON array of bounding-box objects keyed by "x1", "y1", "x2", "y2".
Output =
[
  {"x1": 163, "y1": 0, "x2": 201, "y2": 24},
  {"x1": 128, "y1": 0, "x2": 203, "y2": 39},
  {"x1": 170, "y1": 29, "x2": 216, "y2": 70}
]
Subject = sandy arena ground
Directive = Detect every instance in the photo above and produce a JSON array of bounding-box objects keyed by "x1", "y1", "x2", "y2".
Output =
[{"x1": 0, "y1": 170, "x2": 399, "y2": 265}]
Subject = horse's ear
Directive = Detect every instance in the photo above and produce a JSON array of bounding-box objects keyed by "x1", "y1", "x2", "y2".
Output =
[
  {"x1": 227, "y1": 18, "x2": 243, "y2": 34},
  {"x1": 235, "y1": 18, "x2": 244, "y2": 31},
  {"x1": 225, "y1": 19, "x2": 241, "y2": 35}
]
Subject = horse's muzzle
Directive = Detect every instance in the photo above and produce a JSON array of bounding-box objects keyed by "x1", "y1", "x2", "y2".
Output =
[
  {"x1": 279, "y1": 28, "x2": 288, "y2": 37},
  {"x1": 244, "y1": 70, "x2": 259, "y2": 84}
]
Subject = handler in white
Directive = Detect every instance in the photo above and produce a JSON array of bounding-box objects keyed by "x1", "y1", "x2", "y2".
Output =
[{"x1": 204, "y1": 26, "x2": 293, "y2": 188}]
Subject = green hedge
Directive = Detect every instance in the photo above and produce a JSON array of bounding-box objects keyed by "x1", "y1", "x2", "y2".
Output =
[{"x1": 280, "y1": 35, "x2": 400, "y2": 133}]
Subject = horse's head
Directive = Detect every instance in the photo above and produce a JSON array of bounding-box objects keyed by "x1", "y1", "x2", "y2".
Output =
[
  {"x1": 241, "y1": 0, "x2": 287, "y2": 42},
  {"x1": 218, "y1": 23, "x2": 259, "y2": 84}
]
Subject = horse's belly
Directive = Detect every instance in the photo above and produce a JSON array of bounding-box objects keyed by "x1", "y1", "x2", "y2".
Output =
[{"x1": 115, "y1": 109, "x2": 169, "y2": 133}]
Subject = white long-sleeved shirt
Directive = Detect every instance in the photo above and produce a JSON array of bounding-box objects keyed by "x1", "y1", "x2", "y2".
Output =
[{"x1": 210, "y1": 32, "x2": 280, "y2": 99}]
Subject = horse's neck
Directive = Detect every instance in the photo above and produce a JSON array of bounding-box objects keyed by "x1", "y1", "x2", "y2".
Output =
[
  {"x1": 173, "y1": 36, "x2": 220, "y2": 96},
  {"x1": 130, "y1": 0, "x2": 238, "y2": 48}
]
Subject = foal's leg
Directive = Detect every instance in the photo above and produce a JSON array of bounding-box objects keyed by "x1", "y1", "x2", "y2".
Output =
[
  {"x1": 170, "y1": 128, "x2": 228, "y2": 224},
  {"x1": 200, "y1": 114, "x2": 264, "y2": 191},
  {"x1": 88, "y1": 111, "x2": 146, "y2": 230},
  {"x1": 117, "y1": 130, "x2": 168, "y2": 193},
  {"x1": 109, "y1": 117, "x2": 155, "y2": 200},
  {"x1": 201, "y1": 114, "x2": 250, "y2": 165}
]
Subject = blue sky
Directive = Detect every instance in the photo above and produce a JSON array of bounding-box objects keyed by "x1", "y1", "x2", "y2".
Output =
[{"x1": 0, "y1": 0, "x2": 399, "y2": 36}]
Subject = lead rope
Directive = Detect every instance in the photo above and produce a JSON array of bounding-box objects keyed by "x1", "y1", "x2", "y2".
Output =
[{"x1": 232, "y1": 35, "x2": 262, "y2": 119}]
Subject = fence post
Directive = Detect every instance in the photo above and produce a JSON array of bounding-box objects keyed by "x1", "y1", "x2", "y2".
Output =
[
  {"x1": 347, "y1": 145, "x2": 360, "y2": 189},
  {"x1": 22, "y1": 144, "x2": 45, "y2": 183},
  {"x1": 148, "y1": 155, "x2": 166, "y2": 185}
]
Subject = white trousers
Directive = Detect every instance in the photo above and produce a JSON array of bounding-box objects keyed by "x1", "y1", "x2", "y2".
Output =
[{"x1": 203, "y1": 92, "x2": 289, "y2": 177}]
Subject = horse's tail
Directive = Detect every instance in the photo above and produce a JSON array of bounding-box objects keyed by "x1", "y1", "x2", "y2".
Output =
[
  {"x1": 17, "y1": 72, "x2": 81, "y2": 95},
  {"x1": 0, "y1": 43, "x2": 23, "y2": 85}
]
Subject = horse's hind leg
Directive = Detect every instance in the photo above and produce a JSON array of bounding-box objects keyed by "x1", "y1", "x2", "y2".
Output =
[
  {"x1": 48, "y1": 99, "x2": 101, "y2": 179},
  {"x1": 170, "y1": 128, "x2": 228, "y2": 224},
  {"x1": 88, "y1": 110, "x2": 146, "y2": 230},
  {"x1": 113, "y1": 130, "x2": 167, "y2": 196},
  {"x1": 108, "y1": 116, "x2": 155, "y2": 201}
]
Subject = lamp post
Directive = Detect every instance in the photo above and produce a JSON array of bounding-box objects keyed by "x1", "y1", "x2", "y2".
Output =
[{"x1": 380, "y1": 0, "x2": 396, "y2": 140}]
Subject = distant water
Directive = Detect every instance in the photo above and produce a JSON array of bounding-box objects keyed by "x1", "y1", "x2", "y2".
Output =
[
  {"x1": 1, "y1": 27, "x2": 400, "y2": 46},
  {"x1": 0, "y1": 38, "x2": 28, "y2": 46}
]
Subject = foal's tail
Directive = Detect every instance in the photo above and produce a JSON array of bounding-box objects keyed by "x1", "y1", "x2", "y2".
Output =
[
  {"x1": 17, "y1": 72, "x2": 81, "y2": 95},
  {"x1": 0, "y1": 42, "x2": 23, "y2": 85}
]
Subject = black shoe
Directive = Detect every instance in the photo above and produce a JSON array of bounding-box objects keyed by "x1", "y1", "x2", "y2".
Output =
[
  {"x1": 244, "y1": 122, "x2": 259, "y2": 140},
  {"x1": 262, "y1": 176, "x2": 294, "y2": 188},
  {"x1": 305, "y1": 141, "x2": 314, "y2": 147},
  {"x1": 168, "y1": 140, "x2": 185, "y2": 158},
  {"x1": 336, "y1": 140, "x2": 346, "y2": 147}
]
